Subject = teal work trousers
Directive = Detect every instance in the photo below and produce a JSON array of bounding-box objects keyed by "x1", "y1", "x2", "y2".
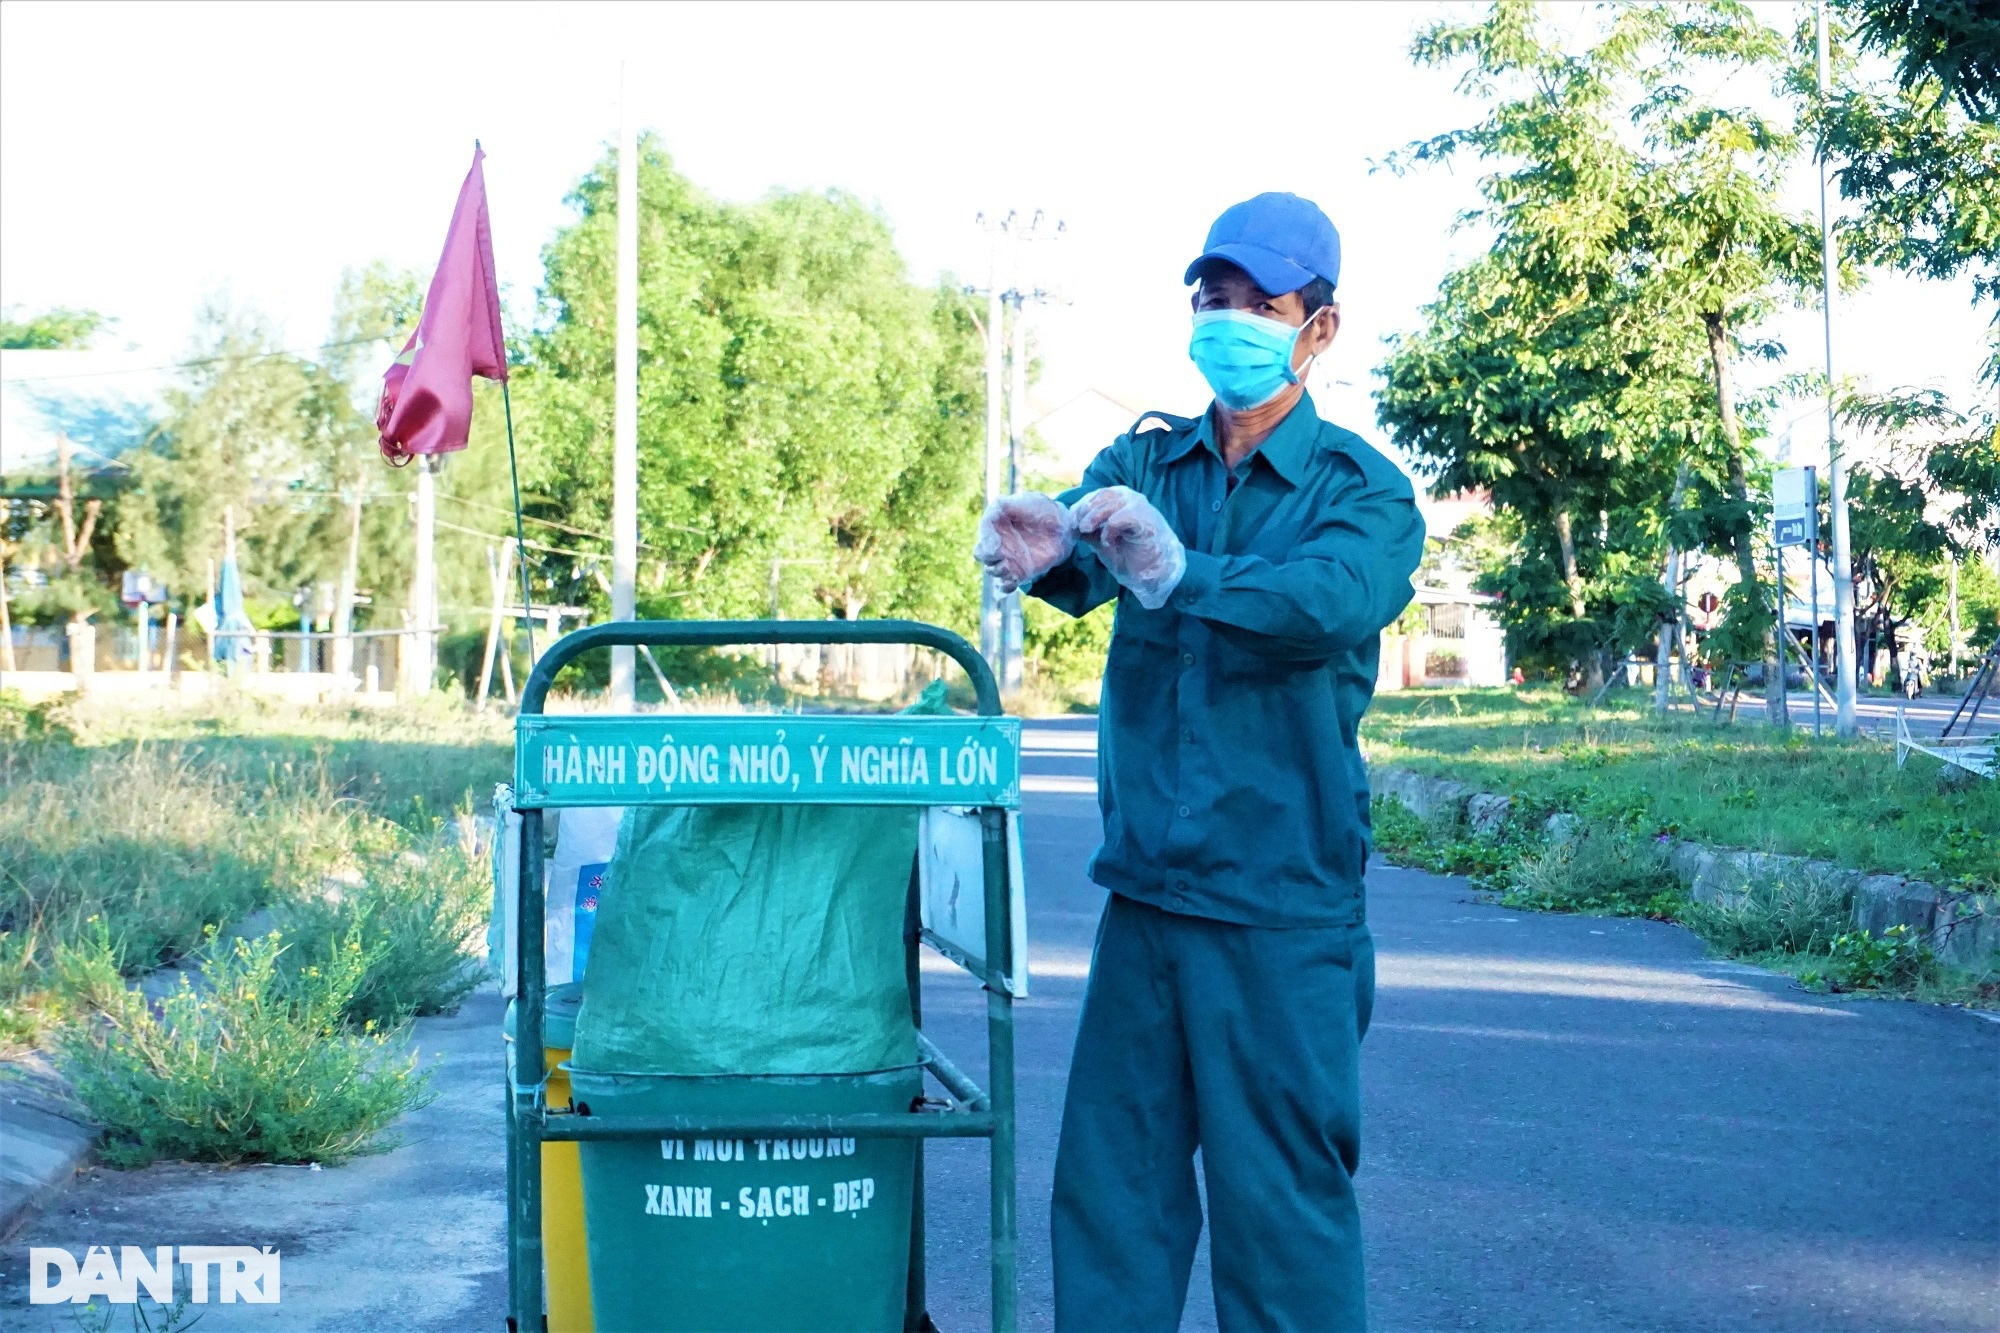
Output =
[{"x1": 1051, "y1": 893, "x2": 1376, "y2": 1332}]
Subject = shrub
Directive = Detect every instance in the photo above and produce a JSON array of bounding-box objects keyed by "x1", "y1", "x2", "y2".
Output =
[
  {"x1": 1368, "y1": 796, "x2": 1537, "y2": 888},
  {"x1": 1802, "y1": 925, "x2": 1938, "y2": 993},
  {"x1": 1499, "y1": 827, "x2": 1679, "y2": 917},
  {"x1": 1681, "y1": 866, "x2": 1854, "y2": 957},
  {"x1": 51, "y1": 920, "x2": 434, "y2": 1167},
  {"x1": 276, "y1": 842, "x2": 488, "y2": 1029}
]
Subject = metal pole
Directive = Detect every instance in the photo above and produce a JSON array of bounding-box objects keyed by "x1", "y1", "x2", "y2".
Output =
[
  {"x1": 982, "y1": 808, "x2": 1018, "y2": 1332},
  {"x1": 510, "y1": 808, "x2": 547, "y2": 1329},
  {"x1": 1948, "y1": 556, "x2": 1960, "y2": 677},
  {"x1": 980, "y1": 214, "x2": 1008, "y2": 673},
  {"x1": 610, "y1": 62, "x2": 641, "y2": 707},
  {"x1": 1775, "y1": 542, "x2": 1788, "y2": 730},
  {"x1": 409, "y1": 459, "x2": 437, "y2": 694},
  {"x1": 1002, "y1": 289, "x2": 1029, "y2": 697},
  {"x1": 1818, "y1": 0, "x2": 1859, "y2": 736}
]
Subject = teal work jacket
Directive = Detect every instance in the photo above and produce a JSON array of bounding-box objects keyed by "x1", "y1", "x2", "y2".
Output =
[{"x1": 1028, "y1": 392, "x2": 1425, "y2": 927}]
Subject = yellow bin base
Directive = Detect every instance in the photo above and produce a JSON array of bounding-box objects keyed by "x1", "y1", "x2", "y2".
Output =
[
  {"x1": 542, "y1": 1048, "x2": 593, "y2": 1333},
  {"x1": 508, "y1": 988, "x2": 594, "y2": 1333}
]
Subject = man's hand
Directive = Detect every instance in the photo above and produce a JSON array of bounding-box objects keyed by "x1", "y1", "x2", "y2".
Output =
[
  {"x1": 973, "y1": 493, "x2": 1076, "y2": 593},
  {"x1": 1072, "y1": 486, "x2": 1186, "y2": 610}
]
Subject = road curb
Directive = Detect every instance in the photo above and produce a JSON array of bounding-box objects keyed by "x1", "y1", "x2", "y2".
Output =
[
  {"x1": 0, "y1": 1055, "x2": 98, "y2": 1242},
  {"x1": 1370, "y1": 766, "x2": 1999, "y2": 970}
]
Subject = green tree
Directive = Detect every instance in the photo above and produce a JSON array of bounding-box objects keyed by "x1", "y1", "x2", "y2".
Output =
[
  {"x1": 0, "y1": 307, "x2": 106, "y2": 350},
  {"x1": 513, "y1": 139, "x2": 984, "y2": 639},
  {"x1": 1382, "y1": 2, "x2": 1822, "y2": 699},
  {"x1": 1379, "y1": 2, "x2": 1719, "y2": 684},
  {"x1": 118, "y1": 304, "x2": 333, "y2": 618},
  {"x1": 1803, "y1": 1, "x2": 2000, "y2": 321}
]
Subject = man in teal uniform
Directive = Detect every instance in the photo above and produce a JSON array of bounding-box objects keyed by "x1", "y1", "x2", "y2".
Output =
[{"x1": 972, "y1": 193, "x2": 1424, "y2": 1330}]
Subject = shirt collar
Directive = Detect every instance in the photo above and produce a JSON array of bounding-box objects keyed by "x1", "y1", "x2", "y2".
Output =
[{"x1": 1165, "y1": 391, "x2": 1320, "y2": 486}]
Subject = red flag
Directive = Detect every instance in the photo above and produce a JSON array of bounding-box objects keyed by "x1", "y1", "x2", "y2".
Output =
[{"x1": 378, "y1": 146, "x2": 509, "y2": 463}]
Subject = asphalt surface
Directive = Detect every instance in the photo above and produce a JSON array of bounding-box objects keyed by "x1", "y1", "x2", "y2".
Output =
[
  {"x1": 6, "y1": 717, "x2": 1997, "y2": 1331},
  {"x1": 1727, "y1": 691, "x2": 1995, "y2": 739}
]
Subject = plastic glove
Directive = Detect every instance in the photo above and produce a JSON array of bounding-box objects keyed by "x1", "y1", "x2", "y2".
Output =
[
  {"x1": 1072, "y1": 486, "x2": 1187, "y2": 610},
  {"x1": 973, "y1": 493, "x2": 1076, "y2": 593}
]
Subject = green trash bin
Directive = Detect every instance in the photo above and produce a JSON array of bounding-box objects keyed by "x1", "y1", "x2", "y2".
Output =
[
  {"x1": 568, "y1": 802, "x2": 923, "y2": 1332},
  {"x1": 568, "y1": 1067, "x2": 921, "y2": 1332}
]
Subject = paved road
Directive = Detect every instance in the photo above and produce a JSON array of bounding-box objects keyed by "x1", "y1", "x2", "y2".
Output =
[
  {"x1": 1714, "y1": 691, "x2": 1996, "y2": 739},
  {"x1": 6, "y1": 719, "x2": 1996, "y2": 1331},
  {"x1": 918, "y1": 720, "x2": 2000, "y2": 1331}
]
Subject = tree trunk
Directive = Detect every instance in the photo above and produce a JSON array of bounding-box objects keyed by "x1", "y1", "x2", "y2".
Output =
[
  {"x1": 1703, "y1": 311, "x2": 1778, "y2": 720},
  {"x1": 1553, "y1": 509, "x2": 1585, "y2": 618},
  {"x1": 1553, "y1": 509, "x2": 1601, "y2": 692}
]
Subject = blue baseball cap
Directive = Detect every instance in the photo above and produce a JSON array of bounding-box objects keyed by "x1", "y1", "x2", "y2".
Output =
[{"x1": 1183, "y1": 192, "x2": 1341, "y2": 295}]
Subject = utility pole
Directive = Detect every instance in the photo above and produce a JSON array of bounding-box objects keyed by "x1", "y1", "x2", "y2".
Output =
[
  {"x1": 1818, "y1": 0, "x2": 1859, "y2": 736},
  {"x1": 978, "y1": 212, "x2": 1009, "y2": 674},
  {"x1": 333, "y1": 487, "x2": 363, "y2": 684},
  {"x1": 408, "y1": 458, "x2": 437, "y2": 693},
  {"x1": 1003, "y1": 285, "x2": 1030, "y2": 695},
  {"x1": 976, "y1": 210, "x2": 1064, "y2": 692},
  {"x1": 1948, "y1": 556, "x2": 1961, "y2": 676},
  {"x1": 610, "y1": 60, "x2": 640, "y2": 707}
]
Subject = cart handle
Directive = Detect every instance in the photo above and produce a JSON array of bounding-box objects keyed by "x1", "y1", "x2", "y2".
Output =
[{"x1": 518, "y1": 618, "x2": 1002, "y2": 718}]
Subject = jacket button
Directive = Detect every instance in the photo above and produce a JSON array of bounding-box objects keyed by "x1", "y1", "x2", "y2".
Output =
[
  {"x1": 1182, "y1": 652, "x2": 1196, "y2": 666},
  {"x1": 1177, "y1": 804, "x2": 1191, "y2": 818}
]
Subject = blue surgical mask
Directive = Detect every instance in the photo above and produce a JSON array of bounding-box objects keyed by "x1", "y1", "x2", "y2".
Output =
[{"x1": 1188, "y1": 309, "x2": 1316, "y2": 411}]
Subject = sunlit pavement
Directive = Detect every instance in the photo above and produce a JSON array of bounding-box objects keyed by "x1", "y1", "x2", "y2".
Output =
[{"x1": 5, "y1": 719, "x2": 1994, "y2": 1332}]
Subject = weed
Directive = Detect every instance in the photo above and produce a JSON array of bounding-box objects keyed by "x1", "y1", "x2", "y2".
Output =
[
  {"x1": 1800, "y1": 926, "x2": 1938, "y2": 993},
  {"x1": 68, "y1": 1293, "x2": 204, "y2": 1333},
  {"x1": 1499, "y1": 827, "x2": 1680, "y2": 917},
  {"x1": 1369, "y1": 796, "x2": 1536, "y2": 889},
  {"x1": 1681, "y1": 867, "x2": 1854, "y2": 957},
  {"x1": 51, "y1": 919, "x2": 434, "y2": 1167},
  {"x1": 0, "y1": 698, "x2": 509, "y2": 1054},
  {"x1": 276, "y1": 842, "x2": 488, "y2": 1029}
]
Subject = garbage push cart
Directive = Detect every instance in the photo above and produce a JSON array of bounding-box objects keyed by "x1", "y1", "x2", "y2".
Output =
[{"x1": 506, "y1": 619, "x2": 1023, "y2": 1333}]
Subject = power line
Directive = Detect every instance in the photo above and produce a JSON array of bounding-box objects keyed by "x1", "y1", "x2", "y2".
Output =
[{"x1": 0, "y1": 332, "x2": 402, "y2": 384}]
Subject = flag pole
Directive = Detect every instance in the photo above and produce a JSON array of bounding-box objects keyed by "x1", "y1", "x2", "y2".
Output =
[{"x1": 501, "y1": 379, "x2": 535, "y2": 667}]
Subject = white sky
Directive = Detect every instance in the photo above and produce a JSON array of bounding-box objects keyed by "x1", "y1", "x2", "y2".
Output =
[{"x1": 1, "y1": 0, "x2": 1987, "y2": 480}]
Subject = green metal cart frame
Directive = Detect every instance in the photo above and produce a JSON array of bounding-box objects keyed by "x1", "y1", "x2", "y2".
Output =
[{"x1": 506, "y1": 619, "x2": 1021, "y2": 1332}]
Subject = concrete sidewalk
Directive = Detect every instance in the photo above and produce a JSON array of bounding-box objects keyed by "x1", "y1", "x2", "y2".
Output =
[{"x1": 0, "y1": 993, "x2": 507, "y2": 1331}]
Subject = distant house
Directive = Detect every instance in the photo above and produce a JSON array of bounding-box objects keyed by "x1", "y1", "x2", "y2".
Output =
[{"x1": 1380, "y1": 585, "x2": 1509, "y2": 690}]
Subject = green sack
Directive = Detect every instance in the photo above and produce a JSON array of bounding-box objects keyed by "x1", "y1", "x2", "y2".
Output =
[{"x1": 569, "y1": 803, "x2": 919, "y2": 1076}]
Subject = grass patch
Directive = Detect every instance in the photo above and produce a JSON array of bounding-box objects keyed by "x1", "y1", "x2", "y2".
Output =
[
  {"x1": 0, "y1": 690, "x2": 510, "y2": 1054},
  {"x1": 52, "y1": 921, "x2": 434, "y2": 1167},
  {"x1": 1362, "y1": 687, "x2": 1998, "y2": 890},
  {"x1": 1371, "y1": 792, "x2": 1995, "y2": 1006},
  {"x1": 1503, "y1": 827, "x2": 1686, "y2": 920},
  {"x1": 275, "y1": 842, "x2": 490, "y2": 1030}
]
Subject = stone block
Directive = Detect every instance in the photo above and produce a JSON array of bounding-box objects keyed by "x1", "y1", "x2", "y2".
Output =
[
  {"x1": 1466, "y1": 792, "x2": 1512, "y2": 839},
  {"x1": 1665, "y1": 839, "x2": 1708, "y2": 886},
  {"x1": 1850, "y1": 874, "x2": 1937, "y2": 938},
  {"x1": 1416, "y1": 777, "x2": 1472, "y2": 824},
  {"x1": 1933, "y1": 891, "x2": 2000, "y2": 971},
  {"x1": 1692, "y1": 850, "x2": 1751, "y2": 906},
  {"x1": 1543, "y1": 813, "x2": 1581, "y2": 846},
  {"x1": 1370, "y1": 769, "x2": 1424, "y2": 814}
]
